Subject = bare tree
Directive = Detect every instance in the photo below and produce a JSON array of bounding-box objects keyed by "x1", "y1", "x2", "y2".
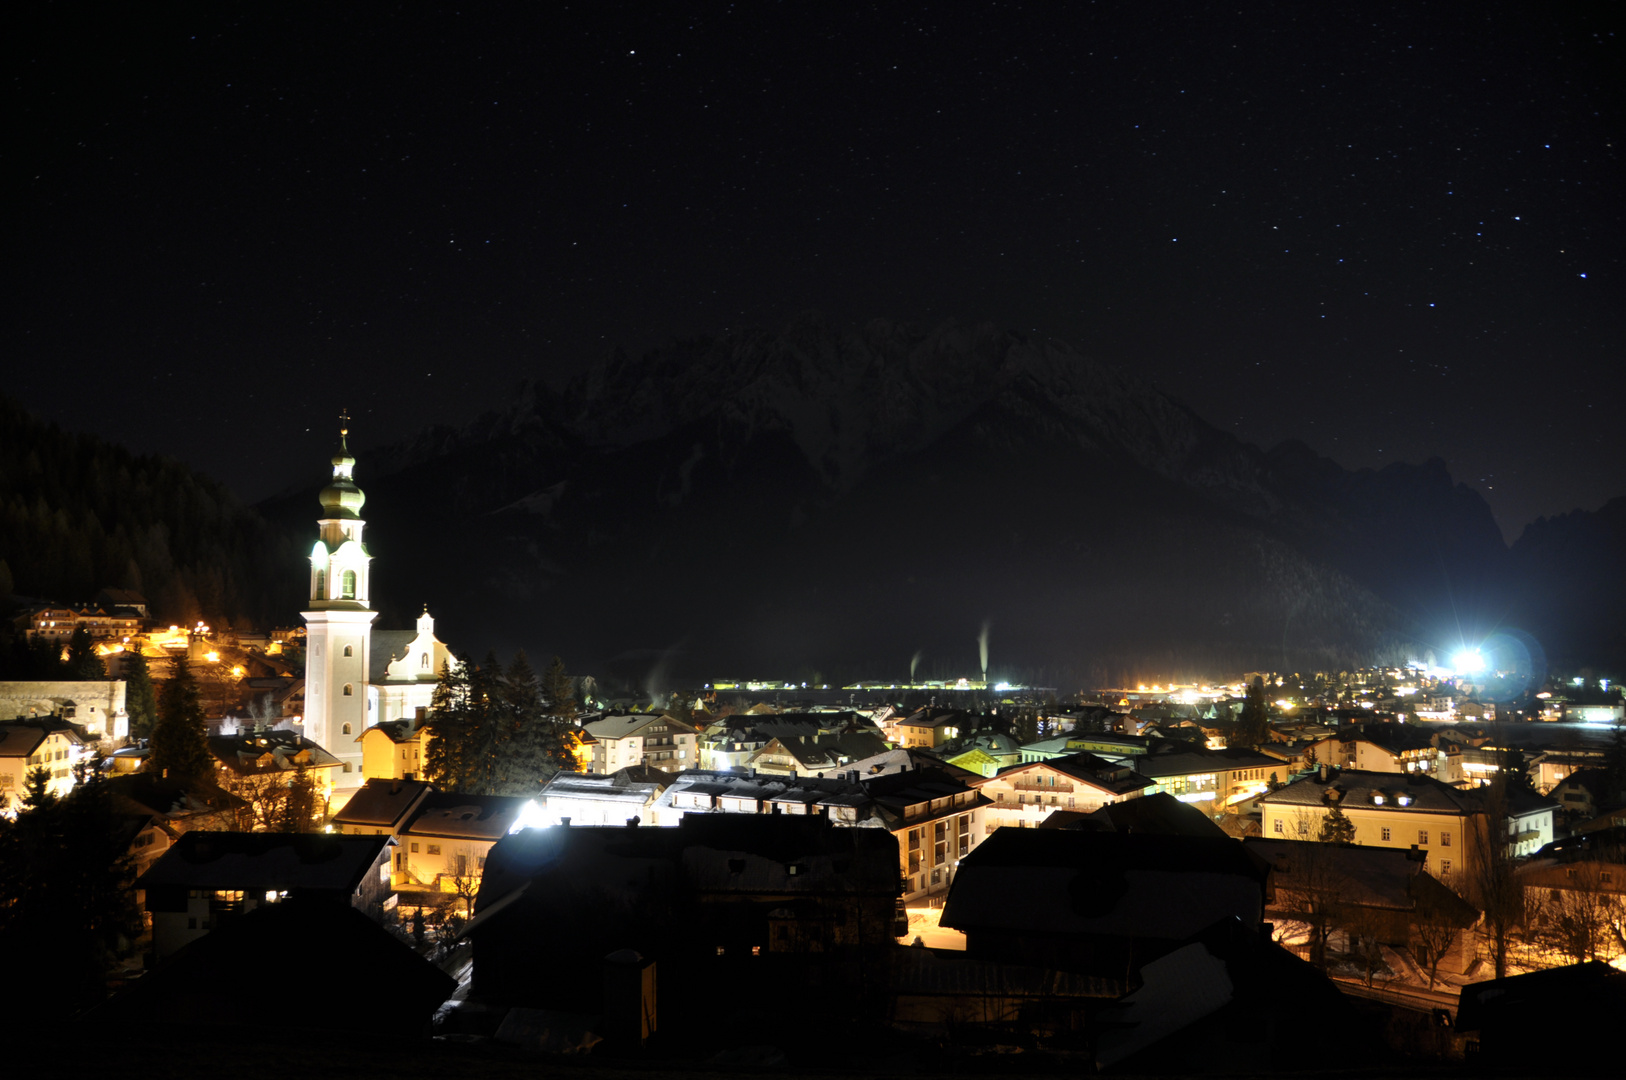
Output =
[
  {"x1": 223, "y1": 763, "x2": 324, "y2": 833},
  {"x1": 1269, "y1": 825, "x2": 1348, "y2": 970},
  {"x1": 1409, "y1": 878, "x2": 1474, "y2": 990},
  {"x1": 1524, "y1": 866, "x2": 1623, "y2": 966},
  {"x1": 1464, "y1": 777, "x2": 1524, "y2": 979},
  {"x1": 1340, "y1": 903, "x2": 1392, "y2": 987},
  {"x1": 446, "y1": 843, "x2": 483, "y2": 918}
]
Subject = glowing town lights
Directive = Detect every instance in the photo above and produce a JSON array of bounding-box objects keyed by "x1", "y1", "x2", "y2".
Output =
[
  {"x1": 1275, "y1": 700, "x2": 1294, "y2": 710},
  {"x1": 205, "y1": 651, "x2": 221, "y2": 663}
]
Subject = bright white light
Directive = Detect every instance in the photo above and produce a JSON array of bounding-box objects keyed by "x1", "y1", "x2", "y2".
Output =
[
  {"x1": 1452, "y1": 650, "x2": 1486, "y2": 676},
  {"x1": 511, "y1": 799, "x2": 551, "y2": 833}
]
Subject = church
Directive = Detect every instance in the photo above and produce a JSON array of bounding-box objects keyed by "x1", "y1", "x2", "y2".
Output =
[{"x1": 302, "y1": 416, "x2": 453, "y2": 808}]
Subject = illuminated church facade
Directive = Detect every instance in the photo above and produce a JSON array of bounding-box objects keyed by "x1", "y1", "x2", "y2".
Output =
[{"x1": 301, "y1": 417, "x2": 451, "y2": 805}]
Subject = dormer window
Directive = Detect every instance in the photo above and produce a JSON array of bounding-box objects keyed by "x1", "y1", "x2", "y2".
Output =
[
  {"x1": 1397, "y1": 794, "x2": 1412, "y2": 806},
  {"x1": 1372, "y1": 793, "x2": 1385, "y2": 805}
]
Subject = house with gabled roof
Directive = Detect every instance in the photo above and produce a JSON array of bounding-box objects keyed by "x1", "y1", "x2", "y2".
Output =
[
  {"x1": 1303, "y1": 722, "x2": 1443, "y2": 778},
  {"x1": 583, "y1": 712, "x2": 701, "y2": 774},
  {"x1": 973, "y1": 752, "x2": 1153, "y2": 831},
  {"x1": 466, "y1": 815, "x2": 902, "y2": 1012},
  {"x1": 0, "y1": 717, "x2": 94, "y2": 806},
  {"x1": 136, "y1": 831, "x2": 395, "y2": 958},
  {"x1": 539, "y1": 763, "x2": 671, "y2": 826},
  {"x1": 746, "y1": 730, "x2": 890, "y2": 777},
  {"x1": 358, "y1": 717, "x2": 431, "y2": 782},
  {"x1": 397, "y1": 791, "x2": 530, "y2": 898},
  {"x1": 940, "y1": 828, "x2": 1271, "y2": 980}
]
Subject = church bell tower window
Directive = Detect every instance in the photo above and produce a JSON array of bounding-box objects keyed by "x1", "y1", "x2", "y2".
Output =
[
  {"x1": 343, "y1": 683, "x2": 354, "y2": 697},
  {"x1": 343, "y1": 644, "x2": 353, "y2": 657},
  {"x1": 315, "y1": 569, "x2": 326, "y2": 600},
  {"x1": 341, "y1": 570, "x2": 357, "y2": 600}
]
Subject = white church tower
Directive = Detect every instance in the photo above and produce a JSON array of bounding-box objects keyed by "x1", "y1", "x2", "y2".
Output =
[{"x1": 301, "y1": 411, "x2": 376, "y2": 799}]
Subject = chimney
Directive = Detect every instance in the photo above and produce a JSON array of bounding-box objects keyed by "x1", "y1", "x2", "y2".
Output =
[
  {"x1": 1318, "y1": 762, "x2": 1329, "y2": 783},
  {"x1": 560, "y1": 817, "x2": 571, "y2": 828}
]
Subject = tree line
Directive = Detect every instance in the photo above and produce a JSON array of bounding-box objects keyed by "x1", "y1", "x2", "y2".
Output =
[
  {"x1": 423, "y1": 652, "x2": 581, "y2": 795},
  {"x1": 0, "y1": 394, "x2": 303, "y2": 629}
]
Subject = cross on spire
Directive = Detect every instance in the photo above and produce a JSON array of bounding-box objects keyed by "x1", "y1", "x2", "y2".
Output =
[{"x1": 338, "y1": 408, "x2": 351, "y2": 452}]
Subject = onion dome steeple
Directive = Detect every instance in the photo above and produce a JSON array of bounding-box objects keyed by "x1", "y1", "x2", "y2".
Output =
[{"x1": 318, "y1": 409, "x2": 366, "y2": 520}]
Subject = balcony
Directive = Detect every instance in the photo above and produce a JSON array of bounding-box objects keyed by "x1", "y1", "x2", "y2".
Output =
[{"x1": 1011, "y1": 780, "x2": 1074, "y2": 793}]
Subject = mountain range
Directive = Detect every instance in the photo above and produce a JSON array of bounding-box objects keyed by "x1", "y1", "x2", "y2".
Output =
[{"x1": 254, "y1": 315, "x2": 1623, "y2": 686}]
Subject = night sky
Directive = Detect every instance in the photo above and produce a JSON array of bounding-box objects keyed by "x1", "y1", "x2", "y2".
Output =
[{"x1": 10, "y1": 3, "x2": 1622, "y2": 538}]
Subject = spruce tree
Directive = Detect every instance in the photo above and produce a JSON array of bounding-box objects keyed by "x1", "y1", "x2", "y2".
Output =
[
  {"x1": 1318, "y1": 802, "x2": 1357, "y2": 845},
  {"x1": 67, "y1": 627, "x2": 105, "y2": 679},
  {"x1": 494, "y1": 650, "x2": 573, "y2": 794},
  {"x1": 543, "y1": 655, "x2": 577, "y2": 720},
  {"x1": 542, "y1": 655, "x2": 583, "y2": 772},
  {"x1": 124, "y1": 649, "x2": 158, "y2": 740},
  {"x1": 425, "y1": 656, "x2": 475, "y2": 792},
  {"x1": 1234, "y1": 682, "x2": 1271, "y2": 749},
  {"x1": 149, "y1": 656, "x2": 214, "y2": 785},
  {"x1": 0, "y1": 768, "x2": 141, "y2": 1020}
]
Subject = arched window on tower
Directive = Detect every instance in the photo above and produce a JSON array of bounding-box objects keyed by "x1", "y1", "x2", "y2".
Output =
[
  {"x1": 342, "y1": 723, "x2": 352, "y2": 735},
  {"x1": 341, "y1": 570, "x2": 357, "y2": 600},
  {"x1": 343, "y1": 644, "x2": 353, "y2": 657},
  {"x1": 343, "y1": 683, "x2": 353, "y2": 697},
  {"x1": 315, "y1": 569, "x2": 326, "y2": 600},
  {"x1": 421, "y1": 652, "x2": 430, "y2": 670}
]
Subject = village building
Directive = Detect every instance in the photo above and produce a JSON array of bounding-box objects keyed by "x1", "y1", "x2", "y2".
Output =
[
  {"x1": 136, "y1": 831, "x2": 395, "y2": 959},
  {"x1": 537, "y1": 764, "x2": 672, "y2": 826},
  {"x1": 396, "y1": 791, "x2": 530, "y2": 902},
  {"x1": 0, "y1": 717, "x2": 95, "y2": 806},
  {"x1": 972, "y1": 752, "x2": 1153, "y2": 831},
  {"x1": 0, "y1": 679, "x2": 129, "y2": 742},
  {"x1": 1259, "y1": 767, "x2": 1558, "y2": 881},
  {"x1": 582, "y1": 712, "x2": 701, "y2": 773}
]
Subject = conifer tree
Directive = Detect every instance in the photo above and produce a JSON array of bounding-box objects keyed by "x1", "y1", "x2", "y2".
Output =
[
  {"x1": 493, "y1": 650, "x2": 574, "y2": 794},
  {"x1": 124, "y1": 649, "x2": 158, "y2": 740},
  {"x1": 543, "y1": 655, "x2": 577, "y2": 720},
  {"x1": 1234, "y1": 681, "x2": 1271, "y2": 749},
  {"x1": 22, "y1": 766, "x2": 54, "y2": 809},
  {"x1": 67, "y1": 626, "x2": 105, "y2": 679},
  {"x1": 0, "y1": 765, "x2": 141, "y2": 1019},
  {"x1": 149, "y1": 656, "x2": 214, "y2": 785},
  {"x1": 1318, "y1": 801, "x2": 1357, "y2": 845},
  {"x1": 463, "y1": 653, "x2": 506, "y2": 795},
  {"x1": 542, "y1": 655, "x2": 583, "y2": 771},
  {"x1": 425, "y1": 656, "x2": 475, "y2": 792}
]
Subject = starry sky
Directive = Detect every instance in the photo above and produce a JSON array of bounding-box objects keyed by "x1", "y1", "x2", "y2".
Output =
[{"x1": 9, "y1": 2, "x2": 1622, "y2": 538}]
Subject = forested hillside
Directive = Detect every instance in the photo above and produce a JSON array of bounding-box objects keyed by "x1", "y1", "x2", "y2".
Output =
[{"x1": 0, "y1": 396, "x2": 301, "y2": 628}]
